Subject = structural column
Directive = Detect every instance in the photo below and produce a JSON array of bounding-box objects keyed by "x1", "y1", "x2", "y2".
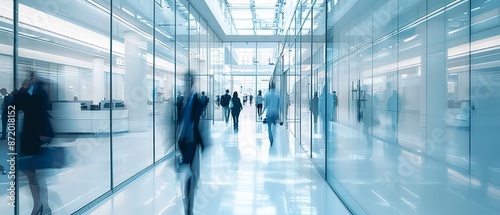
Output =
[{"x1": 124, "y1": 31, "x2": 148, "y2": 132}]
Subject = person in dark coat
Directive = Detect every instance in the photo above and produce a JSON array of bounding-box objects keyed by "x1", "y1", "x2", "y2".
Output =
[
  {"x1": 177, "y1": 72, "x2": 204, "y2": 215},
  {"x1": 230, "y1": 91, "x2": 243, "y2": 131},
  {"x1": 15, "y1": 72, "x2": 54, "y2": 215},
  {"x1": 310, "y1": 92, "x2": 319, "y2": 123}
]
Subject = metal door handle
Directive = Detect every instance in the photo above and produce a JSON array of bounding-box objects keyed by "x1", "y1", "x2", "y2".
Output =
[{"x1": 470, "y1": 105, "x2": 475, "y2": 111}]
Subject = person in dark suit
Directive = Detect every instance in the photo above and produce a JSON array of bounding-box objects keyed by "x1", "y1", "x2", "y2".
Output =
[
  {"x1": 177, "y1": 72, "x2": 204, "y2": 215},
  {"x1": 15, "y1": 72, "x2": 54, "y2": 215},
  {"x1": 310, "y1": 92, "x2": 319, "y2": 123},
  {"x1": 230, "y1": 91, "x2": 243, "y2": 131}
]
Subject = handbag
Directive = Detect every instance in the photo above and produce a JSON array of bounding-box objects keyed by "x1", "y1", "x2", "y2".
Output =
[
  {"x1": 18, "y1": 146, "x2": 67, "y2": 170},
  {"x1": 229, "y1": 100, "x2": 233, "y2": 109}
]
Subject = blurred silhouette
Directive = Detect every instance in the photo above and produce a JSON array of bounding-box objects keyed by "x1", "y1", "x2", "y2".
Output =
[
  {"x1": 15, "y1": 71, "x2": 56, "y2": 215},
  {"x1": 176, "y1": 91, "x2": 184, "y2": 125},
  {"x1": 263, "y1": 82, "x2": 280, "y2": 146},
  {"x1": 310, "y1": 92, "x2": 319, "y2": 123},
  {"x1": 1, "y1": 88, "x2": 14, "y2": 175},
  {"x1": 221, "y1": 89, "x2": 231, "y2": 123},
  {"x1": 177, "y1": 72, "x2": 204, "y2": 215},
  {"x1": 319, "y1": 86, "x2": 334, "y2": 124},
  {"x1": 332, "y1": 91, "x2": 338, "y2": 121},
  {"x1": 215, "y1": 95, "x2": 220, "y2": 108},
  {"x1": 256, "y1": 90, "x2": 263, "y2": 119},
  {"x1": 230, "y1": 91, "x2": 243, "y2": 131},
  {"x1": 387, "y1": 90, "x2": 399, "y2": 133},
  {"x1": 1, "y1": 88, "x2": 14, "y2": 140},
  {"x1": 200, "y1": 91, "x2": 209, "y2": 119},
  {"x1": 360, "y1": 85, "x2": 379, "y2": 158}
]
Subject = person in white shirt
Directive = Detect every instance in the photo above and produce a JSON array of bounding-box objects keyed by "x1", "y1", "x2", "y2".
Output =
[{"x1": 263, "y1": 83, "x2": 280, "y2": 146}]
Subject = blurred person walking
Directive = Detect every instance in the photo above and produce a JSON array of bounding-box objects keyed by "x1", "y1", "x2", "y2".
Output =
[
  {"x1": 220, "y1": 89, "x2": 231, "y2": 123},
  {"x1": 263, "y1": 83, "x2": 280, "y2": 145},
  {"x1": 230, "y1": 91, "x2": 243, "y2": 131},
  {"x1": 310, "y1": 92, "x2": 319, "y2": 123},
  {"x1": 256, "y1": 90, "x2": 263, "y2": 119},
  {"x1": 1, "y1": 88, "x2": 14, "y2": 140},
  {"x1": 177, "y1": 72, "x2": 204, "y2": 215},
  {"x1": 15, "y1": 72, "x2": 55, "y2": 215},
  {"x1": 200, "y1": 91, "x2": 209, "y2": 119}
]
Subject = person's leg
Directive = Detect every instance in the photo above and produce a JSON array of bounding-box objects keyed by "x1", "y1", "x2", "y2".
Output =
[
  {"x1": 1, "y1": 116, "x2": 7, "y2": 139},
  {"x1": 232, "y1": 112, "x2": 237, "y2": 129},
  {"x1": 391, "y1": 113, "x2": 397, "y2": 132},
  {"x1": 23, "y1": 170, "x2": 42, "y2": 215},
  {"x1": 235, "y1": 112, "x2": 240, "y2": 129},
  {"x1": 267, "y1": 121, "x2": 273, "y2": 144},
  {"x1": 39, "y1": 176, "x2": 52, "y2": 214},
  {"x1": 223, "y1": 107, "x2": 228, "y2": 123},
  {"x1": 267, "y1": 116, "x2": 276, "y2": 145},
  {"x1": 187, "y1": 162, "x2": 198, "y2": 215},
  {"x1": 185, "y1": 176, "x2": 192, "y2": 215}
]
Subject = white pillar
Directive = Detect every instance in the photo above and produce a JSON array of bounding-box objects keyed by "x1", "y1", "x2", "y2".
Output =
[
  {"x1": 92, "y1": 58, "x2": 105, "y2": 104},
  {"x1": 124, "y1": 31, "x2": 148, "y2": 132}
]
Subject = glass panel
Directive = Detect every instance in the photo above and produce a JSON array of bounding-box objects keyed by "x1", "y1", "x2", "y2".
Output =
[
  {"x1": 311, "y1": 3, "x2": 326, "y2": 174},
  {"x1": 0, "y1": 0, "x2": 14, "y2": 214},
  {"x1": 112, "y1": 0, "x2": 154, "y2": 186},
  {"x1": 17, "y1": 0, "x2": 111, "y2": 213},
  {"x1": 154, "y1": 0, "x2": 176, "y2": 161},
  {"x1": 322, "y1": 0, "x2": 495, "y2": 214},
  {"x1": 470, "y1": 0, "x2": 500, "y2": 211},
  {"x1": 300, "y1": 10, "x2": 312, "y2": 156},
  {"x1": 189, "y1": 6, "x2": 199, "y2": 74}
]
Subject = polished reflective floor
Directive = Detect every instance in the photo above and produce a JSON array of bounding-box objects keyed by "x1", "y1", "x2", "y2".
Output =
[{"x1": 84, "y1": 107, "x2": 350, "y2": 215}]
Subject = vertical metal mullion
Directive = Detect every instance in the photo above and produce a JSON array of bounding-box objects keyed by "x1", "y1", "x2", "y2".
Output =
[
  {"x1": 152, "y1": 0, "x2": 156, "y2": 163},
  {"x1": 109, "y1": 0, "x2": 114, "y2": 190},
  {"x1": 467, "y1": 0, "x2": 472, "y2": 176},
  {"x1": 324, "y1": 1, "x2": 328, "y2": 179},
  {"x1": 174, "y1": 1, "x2": 177, "y2": 151},
  {"x1": 255, "y1": 42, "x2": 258, "y2": 122},
  {"x1": 310, "y1": 7, "x2": 313, "y2": 159},
  {"x1": 14, "y1": 1, "x2": 19, "y2": 214}
]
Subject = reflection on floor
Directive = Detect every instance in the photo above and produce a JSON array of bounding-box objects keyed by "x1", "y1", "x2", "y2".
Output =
[
  {"x1": 326, "y1": 121, "x2": 500, "y2": 215},
  {"x1": 85, "y1": 108, "x2": 350, "y2": 215}
]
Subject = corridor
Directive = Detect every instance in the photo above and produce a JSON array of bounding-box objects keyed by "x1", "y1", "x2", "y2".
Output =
[{"x1": 84, "y1": 108, "x2": 351, "y2": 215}]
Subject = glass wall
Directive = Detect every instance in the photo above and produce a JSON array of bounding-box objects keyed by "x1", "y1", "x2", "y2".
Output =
[
  {"x1": 1, "y1": 0, "x2": 222, "y2": 214},
  {"x1": 276, "y1": 0, "x2": 500, "y2": 214}
]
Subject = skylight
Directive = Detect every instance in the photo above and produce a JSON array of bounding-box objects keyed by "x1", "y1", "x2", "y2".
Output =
[{"x1": 226, "y1": 0, "x2": 283, "y2": 35}]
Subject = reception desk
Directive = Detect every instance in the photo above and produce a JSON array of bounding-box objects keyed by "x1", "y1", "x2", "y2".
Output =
[{"x1": 48, "y1": 101, "x2": 128, "y2": 133}]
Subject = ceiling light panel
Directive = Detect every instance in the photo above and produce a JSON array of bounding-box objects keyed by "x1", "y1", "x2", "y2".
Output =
[
  {"x1": 233, "y1": 20, "x2": 254, "y2": 28},
  {"x1": 255, "y1": 9, "x2": 276, "y2": 19},
  {"x1": 254, "y1": 0, "x2": 277, "y2": 7},
  {"x1": 227, "y1": 0, "x2": 251, "y2": 6},
  {"x1": 231, "y1": 9, "x2": 253, "y2": 19}
]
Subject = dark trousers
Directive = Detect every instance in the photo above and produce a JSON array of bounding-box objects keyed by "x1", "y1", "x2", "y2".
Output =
[
  {"x1": 232, "y1": 111, "x2": 240, "y2": 129},
  {"x1": 1, "y1": 116, "x2": 7, "y2": 138}
]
